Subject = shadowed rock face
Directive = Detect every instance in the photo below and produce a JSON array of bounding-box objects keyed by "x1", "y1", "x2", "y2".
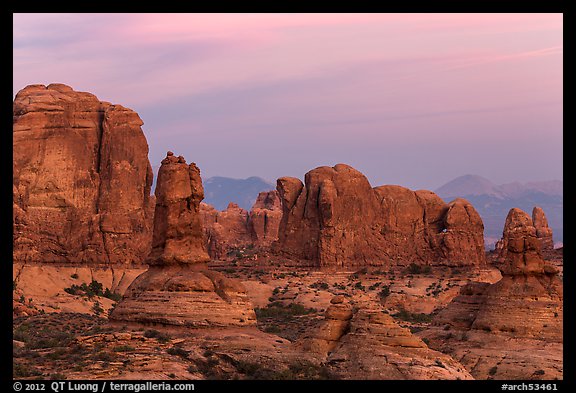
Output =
[
  {"x1": 248, "y1": 190, "x2": 282, "y2": 246},
  {"x1": 13, "y1": 84, "x2": 153, "y2": 265},
  {"x1": 111, "y1": 153, "x2": 256, "y2": 328},
  {"x1": 275, "y1": 164, "x2": 485, "y2": 268},
  {"x1": 200, "y1": 203, "x2": 251, "y2": 260},
  {"x1": 200, "y1": 190, "x2": 282, "y2": 259}
]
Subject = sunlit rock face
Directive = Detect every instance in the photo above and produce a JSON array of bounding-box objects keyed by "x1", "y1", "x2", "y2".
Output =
[
  {"x1": 276, "y1": 164, "x2": 485, "y2": 269},
  {"x1": 13, "y1": 83, "x2": 154, "y2": 265},
  {"x1": 110, "y1": 153, "x2": 256, "y2": 328}
]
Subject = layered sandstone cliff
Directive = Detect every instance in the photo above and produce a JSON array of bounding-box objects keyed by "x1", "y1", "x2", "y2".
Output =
[
  {"x1": 275, "y1": 164, "x2": 485, "y2": 268},
  {"x1": 299, "y1": 296, "x2": 472, "y2": 379},
  {"x1": 110, "y1": 153, "x2": 256, "y2": 328},
  {"x1": 13, "y1": 84, "x2": 153, "y2": 265}
]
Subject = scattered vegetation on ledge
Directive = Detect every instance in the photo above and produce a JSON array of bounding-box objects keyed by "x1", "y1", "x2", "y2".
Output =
[
  {"x1": 309, "y1": 281, "x2": 330, "y2": 290},
  {"x1": 64, "y1": 279, "x2": 122, "y2": 301},
  {"x1": 392, "y1": 307, "x2": 434, "y2": 324},
  {"x1": 232, "y1": 359, "x2": 335, "y2": 380},
  {"x1": 405, "y1": 263, "x2": 432, "y2": 275},
  {"x1": 255, "y1": 302, "x2": 317, "y2": 319},
  {"x1": 378, "y1": 285, "x2": 391, "y2": 299},
  {"x1": 144, "y1": 329, "x2": 171, "y2": 343}
]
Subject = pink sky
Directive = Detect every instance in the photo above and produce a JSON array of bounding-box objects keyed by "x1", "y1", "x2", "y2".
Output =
[{"x1": 13, "y1": 13, "x2": 562, "y2": 189}]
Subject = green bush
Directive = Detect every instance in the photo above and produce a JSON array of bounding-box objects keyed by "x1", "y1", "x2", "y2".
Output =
[
  {"x1": 406, "y1": 263, "x2": 422, "y2": 274},
  {"x1": 309, "y1": 281, "x2": 329, "y2": 290},
  {"x1": 264, "y1": 325, "x2": 282, "y2": 334},
  {"x1": 13, "y1": 361, "x2": 43, "y2": 378},
  {"x1": 143, "y1": 329, "x2": 171, "y2": 343},
  {"x1": 64, "y1": 279, "x2": 121, "y2": 301},
  {"x1": 255, "y1": 302, "x2": 317, "y2": 319},
  {"x1": 378, "y1": 285, "x2": 391, "y2": 299},
  {"x1": 113, "y1": 345, "x2": 135, "y2": 352},
  {"x1": 167, "y1": 347, "x2": 189, "y2": 358},
  {"x1": 392, "y1": 308, "x2": 433, "y2": 323}
]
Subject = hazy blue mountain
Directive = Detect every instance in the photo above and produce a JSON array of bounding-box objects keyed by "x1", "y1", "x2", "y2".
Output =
[
  {"x1": 436, "y1": 175, "x2": 563, "y2": 247},
  {"x1": 435, "y1": 174, "x2": 504, "y2": 198},
  {"x1": 202, "y1": 176, "x2": 275, "y2": 211}
]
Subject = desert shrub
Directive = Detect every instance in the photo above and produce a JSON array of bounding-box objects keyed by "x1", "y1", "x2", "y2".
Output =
[
  {"x1": 255, "y1": 302, "x2": 316, "y2": 319},
  {"x1": 64, "y1": 279, "x2": 121, "y2": 301},
  {"x1": 92, "y1": 301, "x2": 104, "y2": 316},
  {"x1": 113, "y1": 345, "x2": 135, "y2": 352},
  {"x1": 234, "y1": 359, "x2": 333, "y2": 380},
  {"x1": 167, "y1": 347, "x2": 189, "y2": 358},
  {"x1": 13, "y1": 361, "x2": 43, "y2": 378},
  {"x1": 309, "y1": 281, "x2": 329, "y2": 290},
  {"x1": 406, "y1": 263, "x2": 422, "y2": 274},
  {"x1": 144, "y1": 329, "x2": 171, "y2": 343},
  {"x1": 103, "y1": 288, "x2": 122, "y2": 301},
  {"x1": 70, "y1": 273, "x2": 79, "y2": 279},
  {"x1": 368, "y1": 282, "x2": 381, "y2": 290},
  {"x1": 236, "y1": 360, "x2": 260, "y2": 375},
  {"x1": 378, "y1": 285, "x2": 391, "y2": 299},
  {"x1": 27, "y1": 332, "x2": 74, "y2": 349},
  {"x1": 45, "y1": 348, "x2": 68, "y2": 360},
  {"x1": 264, "y1": 325, "x2": 281, "y2": 334},
  {"x1": 489, "y1": 366, "x2": 498, "y2": 375},
  {"x1": 94, "y1": 351, "x2": 115, "y2": 362},
  {"x1": 392, "y1": 308, "x2": 433, "y2": 324},
  {"x1": 534, "y1": 369, "x2": 545, "y2": 376}
]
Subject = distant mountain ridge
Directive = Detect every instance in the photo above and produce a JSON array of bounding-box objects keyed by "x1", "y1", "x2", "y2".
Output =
[
  {"x1": 435, "y1": 175, "x2": 563, "y2": 246},
  {"x1": 202, "y1": 176, "x2": 275, "y2": 211}
]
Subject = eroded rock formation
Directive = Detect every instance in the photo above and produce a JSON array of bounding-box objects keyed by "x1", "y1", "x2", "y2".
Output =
[
  {"x1": 200, "y1": 191, "x2": 282, "y2": 259},
  {"x1": 532, "y1": 206, "x2": 554, "y2": 251},
  {"x1": 200, "y1": 203, "x2": 252, "y2": 259},
  {"x1": 275, "y1": 164, "x2": 485, "y2": 268},
  {"x1": 421, "y1": 207, "x2": 563, "y2": 379},
  {"x1": 298, "y1": 295, "x2": 353, "y2": 355},
  {"x1": 299, "y1": 297, "x2": 472, "y2": 379},
  {"x1": 13, "y1": 84, "x2": 153, "y2": 265},
  {"x1": 111, "y1": 153, "x2": 256, "y2": 328},
  {"x1": 248, "y1": 191, "x2": 282, "y2": 247}
]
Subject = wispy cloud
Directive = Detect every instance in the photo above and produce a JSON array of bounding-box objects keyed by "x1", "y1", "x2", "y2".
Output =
[
  {"x1": 444, "y1": 46, "x2": 563, "y2": 71},
  {"x1": 13, "y1": 13, "x2": 563, "y2": 189}
]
